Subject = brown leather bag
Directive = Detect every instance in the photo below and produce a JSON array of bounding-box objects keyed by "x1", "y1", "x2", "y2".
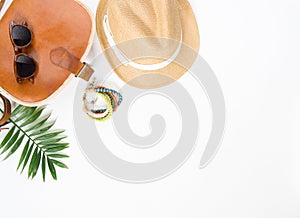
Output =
[{"x1": 0, "y1": 0, "x2": 94, "y2": 107}]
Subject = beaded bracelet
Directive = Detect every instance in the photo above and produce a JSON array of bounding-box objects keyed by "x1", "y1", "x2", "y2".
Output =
[
  {"x1": 84, "y1": 92, "x2": 113, "y2": 122},
  {"x1": 105, "y1": 92, "x2": 118, "y2": 112},
  {"x1": 94, "y1": 86, "x2": 123, "y2": 106},
  {"x1": 83, "y1": 84, "x2": 123, "y2": 122}
]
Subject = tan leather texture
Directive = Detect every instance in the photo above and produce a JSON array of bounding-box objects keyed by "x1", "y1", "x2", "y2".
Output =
[
  {"x1": 0, "y1": 0, "x2": 93, "y2": 104},
  {"x1": 50, "y1": 47, "x2": 84, "y2": 76},
  {"x1": 50, "y1": 47, "x2": 94, "y2": 81}
]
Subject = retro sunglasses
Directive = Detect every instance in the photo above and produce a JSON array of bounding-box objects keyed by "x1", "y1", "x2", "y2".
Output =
[{"x1": 9, "y1": 21, "x2": 36, "y2": 84}]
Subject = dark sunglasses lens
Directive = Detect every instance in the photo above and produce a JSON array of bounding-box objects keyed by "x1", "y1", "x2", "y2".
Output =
[
  {"x1": 16, "y1": 55, "x2": 36, "y2": 78},
  {"x1": 11, "y1": 25, "x2": 32, "y2": 47}
]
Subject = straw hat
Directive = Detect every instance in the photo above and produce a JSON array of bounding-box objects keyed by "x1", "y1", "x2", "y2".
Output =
[{"x1": 96, "y1": 0, "x2": 200, "y2": 89}]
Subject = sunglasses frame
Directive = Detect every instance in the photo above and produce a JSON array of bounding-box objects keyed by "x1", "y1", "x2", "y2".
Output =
[{"x1": 9, "y1": 20, "x2": 36, "y2": 84}]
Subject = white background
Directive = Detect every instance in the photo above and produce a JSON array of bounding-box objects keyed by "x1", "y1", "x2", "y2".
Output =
[{"x1": 1, "y1": 0, "x2": 300, "y2": 217}]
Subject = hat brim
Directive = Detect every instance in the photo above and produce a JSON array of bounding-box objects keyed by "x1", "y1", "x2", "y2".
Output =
[{"x1": 96, "y1": 0, "x2": 200, "y2": 89}]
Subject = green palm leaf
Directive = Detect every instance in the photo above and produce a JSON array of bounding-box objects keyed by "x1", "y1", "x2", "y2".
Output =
[
  {"x1": 44, "y1": 144, "x2": 69, "y2": 153},
  {"x1": 0, "y1": 126, "x2": 16, "y2": 149},
  {"x1": 14, "y1": 107, "x2": 37, "y2": 123},
  {"x1": 29, "y1": 121, "x2": 55, "y2": 137},
  {"x1": 35, "y1": 130, "x2": 65, "y2": 141},
  {"x1": 3, "y1": 134, "x2": 25, "y2": 160},
  {"x1": 0, "y1": 130, "x2": 20, "y2": 155},
  {"x1": 20, "y1": 107, "x2": 45, "y2": 128},
  {"x1": 42, "y1": 154, "x2": 46, "y2": 182},
  {"x1": 31, "y1": 150, "x2": 42, "y2": 179},
  {"x1": 52, "y1": 159, "x2": 68, "y2": 169},
  {"x1": 21, "y1": 143, "x2": 34, "y2": 173},
  {"x1": 46, "y1": 148, "x2": 68, "y2": 153},
  {"x1": 47, "y1": 154, "x2": 69, "y2": 159},
  {"x1": 28, "y1": 147, "x2": 38, "y2": 178},
  {"x1": 0, "y1": 105, "x2": 69, "y2": 181},
  {"x1": 47, "y1": 157, "x2": 57, "y2": 180},
  {"x1": 39, "y1": 136, "x2": 68, "y2": 146},
  {"x1": 26, "y1": 114, "x2": 51, "y2": 132},
  {"x1": 11, "y1": 105, "x2": 26, "y2": 117},
  {"x1": 17, "y1": 139, "x2": 30, "y2": 170}
]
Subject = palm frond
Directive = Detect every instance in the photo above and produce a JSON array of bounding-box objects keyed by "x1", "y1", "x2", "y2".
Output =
[{"x1": 0, "y1": 105, "x2": 69, "y2": 181}]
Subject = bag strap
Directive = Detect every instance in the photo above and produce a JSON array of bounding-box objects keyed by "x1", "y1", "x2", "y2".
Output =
[
  {"x1": 50, "y1": 47, "x2": 94, "y2": 81},
  {"x1": 0, "y1": 93, "x2": 11, "y2": 127},
  {"x1": 0, "y1": 0, "x2": 5, "y2": 11}
]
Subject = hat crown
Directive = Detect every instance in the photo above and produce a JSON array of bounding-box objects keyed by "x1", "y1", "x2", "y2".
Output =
[{"x1": 107, "y1": 0, "x2": 182, "y2": 61}]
